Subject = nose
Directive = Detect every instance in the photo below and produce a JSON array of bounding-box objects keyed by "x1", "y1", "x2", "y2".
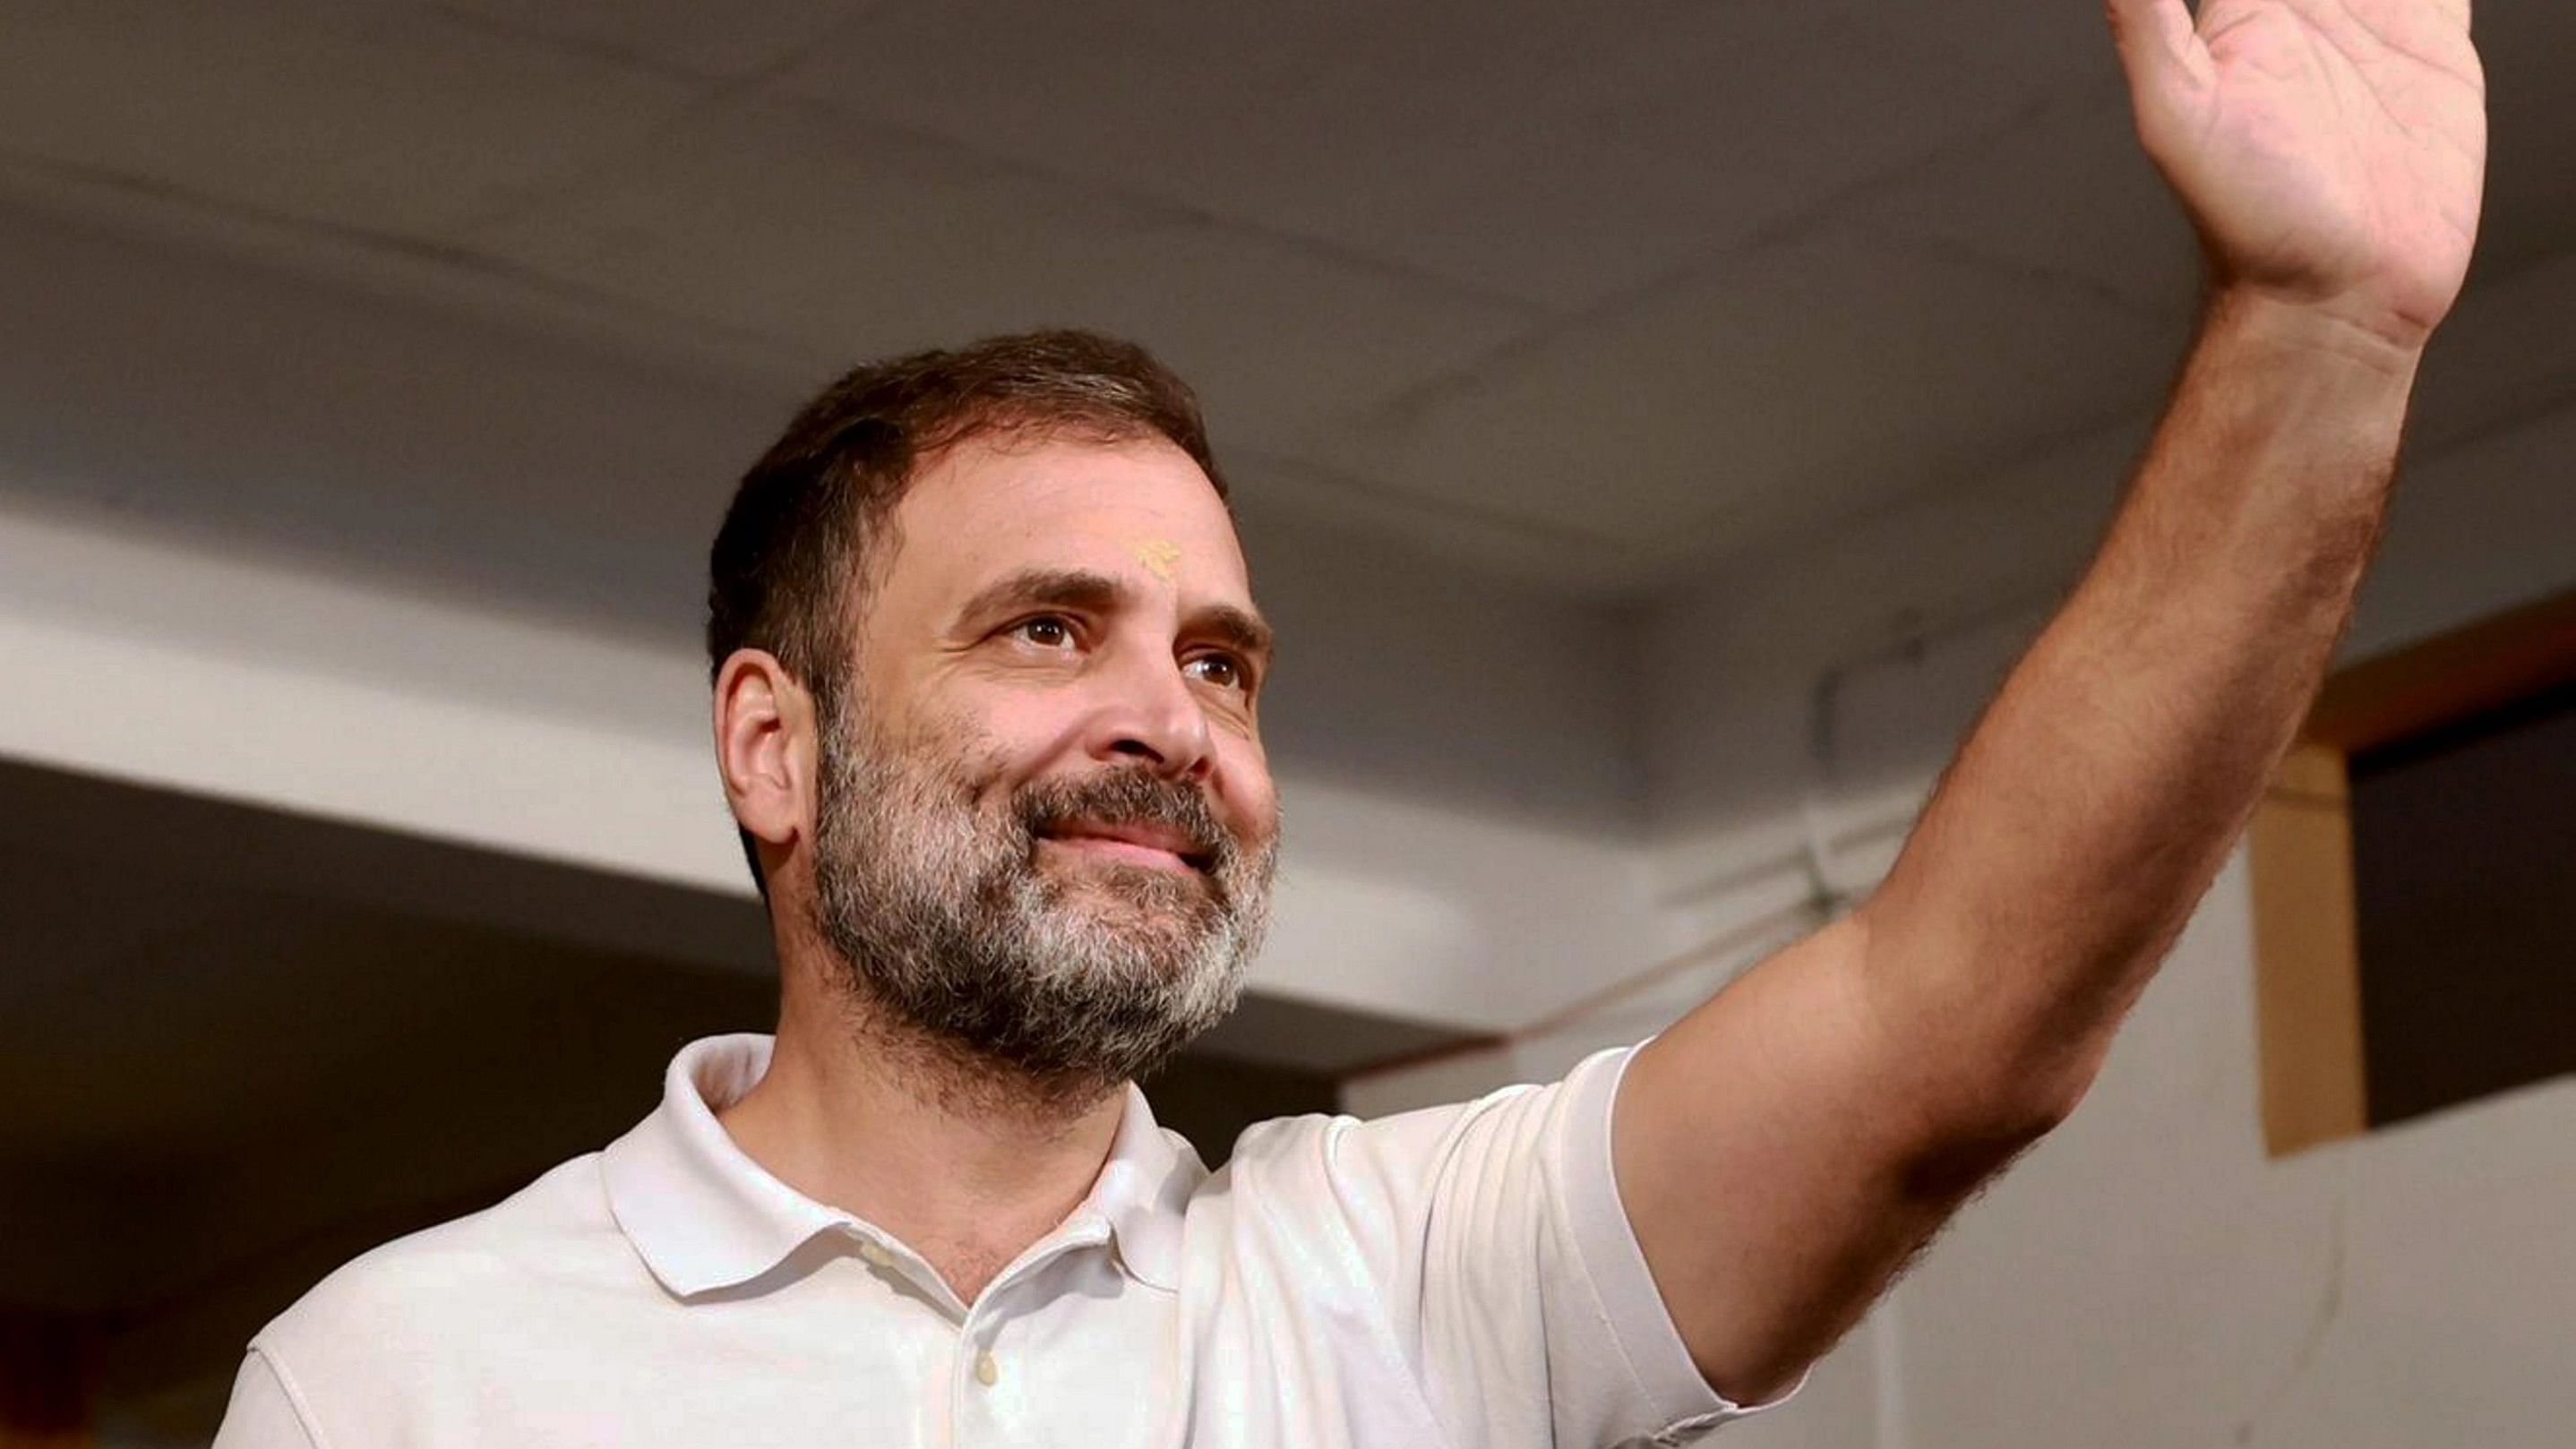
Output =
[{"x1": 1086, "y1": 647, "x2": 1216, "y2": 783}]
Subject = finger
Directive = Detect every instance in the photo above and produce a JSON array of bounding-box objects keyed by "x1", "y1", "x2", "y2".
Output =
[
  {"x1": 2102, "y1": 0, "x2": 2210, "y2": 99},
  {"x1": 2103, "y1": 0, "x2": 2212, "y2": 144}
]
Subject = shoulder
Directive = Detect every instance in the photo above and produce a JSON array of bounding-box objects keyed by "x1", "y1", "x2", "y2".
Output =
[
  {"x1": 1203, "y1": 1046, "x2": 1628, "y2": 1264},
  {"x1": 253, "y1": 1151, "x2": 632, "y2": 1374},
  {"x1": 1222, "y1": 1044, "x2": 1631, "y2": 1204}
]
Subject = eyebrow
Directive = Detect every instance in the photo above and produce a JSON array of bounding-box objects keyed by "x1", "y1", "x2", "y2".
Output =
[{"x1": 955, "y1": 566, "x2": 1276, "y2": 666}]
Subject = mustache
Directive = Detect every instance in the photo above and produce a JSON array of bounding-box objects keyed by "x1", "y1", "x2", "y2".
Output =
[{"x1": 1012, "y1": 767, "x2": 1239, "y2": 872}]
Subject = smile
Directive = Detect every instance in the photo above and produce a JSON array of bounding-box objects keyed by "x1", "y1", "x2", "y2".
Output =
[{"x1": 1037, "y1": 822, "x2": 1212, "y2": 874}]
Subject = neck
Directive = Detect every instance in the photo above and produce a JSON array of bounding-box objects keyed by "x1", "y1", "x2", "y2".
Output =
[{"x1": 717, "y1": 965, "x2": 1129, "y2": 1306}]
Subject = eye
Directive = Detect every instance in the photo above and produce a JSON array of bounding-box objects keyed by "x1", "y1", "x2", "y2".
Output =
[
  {"x1": 1006, "y1": 614, "x2": 1079, "y2": 651},
  {"x1": 1183, "y1": 653, "x2": 1252, "y2": 693}
]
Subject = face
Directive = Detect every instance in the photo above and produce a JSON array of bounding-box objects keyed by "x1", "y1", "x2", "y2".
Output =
[{"x1": 805, "y1": 430, "x2": 1280, "y2": 1092}]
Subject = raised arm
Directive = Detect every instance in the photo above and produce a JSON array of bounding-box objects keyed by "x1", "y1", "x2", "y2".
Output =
[{"x1": 1614, "y1": 0, "x2": 2486, "y2": 1404}]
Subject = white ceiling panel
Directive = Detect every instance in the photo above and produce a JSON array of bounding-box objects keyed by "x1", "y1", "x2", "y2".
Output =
[
  {"x1": 0, "y1": 0, "x2": 2559, "y2": 602},
  {"x1": 2410, "y1": 250, "x2": 2576, "y2": 453},
  {"x1": 468, "y1": 96, "x2": 1543, "y2": 457},
  {"x1": 1830, "y1": 82, "x2": 2202, "y2": 319},
  {"x1": 1845, "y1": 0, "x2": 2139, "y2": 99},
  {"x1": 1230, "y1": 450, "x2": 1655, "y2": 594},
  {"x1": 774, "y1": 0, "x2": 2067, "y2": 313},
  {"x1": 0, "y1": 1, "x2": 703, "y2": 240},
  {"x1": 427, "y1": 0, "x2": 877, "y2": 81},
  {"x1": 1311, "y1": 227, "x2": 2184, "y2": 561},
  {"x1": 2472, "y1": 0, "x2": 2576, "y2": 275},
  {"x1": 1872, "y1": 0, "x2": 2575, "y2": 281}
]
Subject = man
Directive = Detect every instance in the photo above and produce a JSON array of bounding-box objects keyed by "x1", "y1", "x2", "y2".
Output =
[{"x1": 215, "y1": 1, "x2": 2485, "y2": 1444}]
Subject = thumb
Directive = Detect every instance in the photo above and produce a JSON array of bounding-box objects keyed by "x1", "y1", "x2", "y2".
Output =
[{"x1": 2104, "y1": 0, "x2": 2212, "y2": 148}]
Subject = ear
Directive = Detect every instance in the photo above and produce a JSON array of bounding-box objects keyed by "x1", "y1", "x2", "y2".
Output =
[{"x1": 713, "y1": 649, "x2": 817, "y2": 866}]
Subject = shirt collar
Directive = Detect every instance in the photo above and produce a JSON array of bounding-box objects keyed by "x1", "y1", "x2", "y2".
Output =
[{"x1": 601, "y1": 1033, "x2": 1197, "y2": 1299}]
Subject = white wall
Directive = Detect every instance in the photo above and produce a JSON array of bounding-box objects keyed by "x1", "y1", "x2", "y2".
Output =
[
  {"x1": 1895, "y1": 854, "x2": 2576, "y2": 1449},
  {"x1": 1354, "y1": 293, "x2": 2576, "y2": 1445},
  {"x1": 1769, "y1": 384, "x2": 2576, "y2": 1444},
  {"x1": 0, "y1": 193, "x2": 1659, "y2": 1035}
]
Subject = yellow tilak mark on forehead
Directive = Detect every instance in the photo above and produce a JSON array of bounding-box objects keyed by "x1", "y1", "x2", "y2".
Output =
[{"x1": 1137, "y1": 539, "x2": 1183, "y2": 581}]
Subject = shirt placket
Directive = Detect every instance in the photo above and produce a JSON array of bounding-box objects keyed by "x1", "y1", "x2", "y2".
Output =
[{"x1": 945, "y1": 1217, "x2": 1113, "y2": 1448}]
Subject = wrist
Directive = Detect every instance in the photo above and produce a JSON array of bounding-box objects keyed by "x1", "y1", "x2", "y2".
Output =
[{"x1": 2200, "y1": 286, "x2": 2431, "y2": 384}]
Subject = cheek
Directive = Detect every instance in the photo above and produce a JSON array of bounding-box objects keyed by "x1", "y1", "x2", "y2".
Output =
[
  {"x1": 936, "y1": 693, "x2": 1086, "y2": 794},
  {"x1": 1217, "y1": 747, "x2": 1281, "y2": 842}
]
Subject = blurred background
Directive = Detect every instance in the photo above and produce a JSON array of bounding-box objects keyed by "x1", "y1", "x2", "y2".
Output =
[{"x1": 0, "y1": 2, "x2": 2570, "y2": 1445}]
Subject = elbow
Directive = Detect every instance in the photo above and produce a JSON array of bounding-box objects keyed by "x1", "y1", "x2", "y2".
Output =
[
  {"x1": 1846, "y1": 905, "x2": 2120, "y2": 1192},
  {"x1": 1902, "y1": 1101, "x2": 2065, "y2": 1203},
  {"x1": 1900, "y1": 1064, "x2": 2089, "y2": 1203}
]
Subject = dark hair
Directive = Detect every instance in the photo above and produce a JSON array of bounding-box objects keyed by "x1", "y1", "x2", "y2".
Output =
[{"x1": 706, "y1": 328, "x2": 1229, "y2": 898}]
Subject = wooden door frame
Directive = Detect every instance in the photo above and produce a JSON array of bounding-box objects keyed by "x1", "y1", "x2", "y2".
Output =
[{"x1": 2248, "y1": 587, "x2": 2576, "y2": 1156}]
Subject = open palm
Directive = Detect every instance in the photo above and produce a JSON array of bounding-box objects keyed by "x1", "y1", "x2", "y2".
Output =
[{"x1": 2108, "y1": 0, "x2": 2486, "y2": 347}]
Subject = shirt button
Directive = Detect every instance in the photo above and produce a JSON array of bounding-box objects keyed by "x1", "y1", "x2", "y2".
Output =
[
  {"x1": 975, "y1": 1352, "x2": 1000, "y2": 1387},
  {"x1": 857, "y1": 1240, "x2": 892, "y2": 1267}
]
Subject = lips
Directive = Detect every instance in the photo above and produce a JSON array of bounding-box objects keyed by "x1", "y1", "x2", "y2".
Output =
[{"x1": 1039, "y1": 819, "x2": 1214, "y2": 872}]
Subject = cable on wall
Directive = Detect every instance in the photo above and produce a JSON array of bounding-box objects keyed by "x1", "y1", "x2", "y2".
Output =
[{"x1": 1343, "y1": 591, "x2": 2058, "y2": 1085}]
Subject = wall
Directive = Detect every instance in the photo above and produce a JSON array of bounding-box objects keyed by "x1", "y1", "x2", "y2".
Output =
[
  {"x1": 1840, "y1": 382, "x2": 2576, "y2": 1445},
  {"x1": 0, "y1": 193, "x2": 1660, "y2": 1036},
  {"x1": 1353, "y1": 311, "x2": 2576, "y2": 1446},
  {"x1": 1891, "y1": 853, "x2": 2576, "y2": 1449}
]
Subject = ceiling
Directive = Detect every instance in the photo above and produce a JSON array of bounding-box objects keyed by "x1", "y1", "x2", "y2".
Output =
[{"x1": 7, "y1": 0, "x2": 2568, "y2": 596}]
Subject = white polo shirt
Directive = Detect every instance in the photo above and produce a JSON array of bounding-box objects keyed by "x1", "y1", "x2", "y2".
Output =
[{"x1": 214, "y1": 1033, "x2": 1792, "y2": 1448}]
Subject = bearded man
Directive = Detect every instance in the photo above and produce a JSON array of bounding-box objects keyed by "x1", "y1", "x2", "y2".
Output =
[{"x1": 215, "y1": 0, "x2": 2487, "y2": 1443}]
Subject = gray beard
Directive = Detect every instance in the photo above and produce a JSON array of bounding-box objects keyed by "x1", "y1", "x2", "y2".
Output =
[{"x1": 808, "y1": 698, "x2": 1275, "y2": 1099}]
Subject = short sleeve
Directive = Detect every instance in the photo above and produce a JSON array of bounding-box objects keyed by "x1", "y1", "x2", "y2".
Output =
[
  {"x1": 210, "y1": 1348, "x2": 325, "y2": 1449},
  {"x1": 1312, "y1": 1042, "x2": 1802, "y2": 1449}
]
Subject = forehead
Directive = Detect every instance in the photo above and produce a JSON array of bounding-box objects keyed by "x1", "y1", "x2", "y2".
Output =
[{"x1": 879, "y1": 432, "x2": 1251, "y2": 607}]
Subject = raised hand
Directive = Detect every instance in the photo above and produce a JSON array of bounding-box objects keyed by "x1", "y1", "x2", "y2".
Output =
[{"x1": 2106, "y1": 0, "x2": 2486, "y2": 351}]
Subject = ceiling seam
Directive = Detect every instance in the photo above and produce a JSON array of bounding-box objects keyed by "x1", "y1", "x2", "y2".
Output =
[
  {"x1": 709, "y1": 95, "x2": 1563, "y2": 324},
  {"x1": 1343, "y1": 85, "x2": 2100, "y2": 436}
]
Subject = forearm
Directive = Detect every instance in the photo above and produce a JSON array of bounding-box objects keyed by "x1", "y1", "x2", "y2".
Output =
[{"x1": 1859, "y1": 289, "x2": 2423, "y2": 1126}]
